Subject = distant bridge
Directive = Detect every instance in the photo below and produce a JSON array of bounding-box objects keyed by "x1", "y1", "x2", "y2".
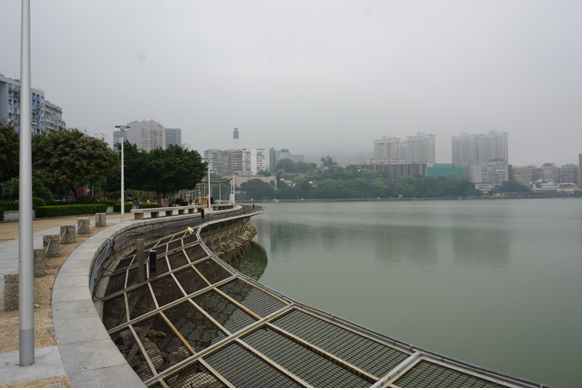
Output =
[{"x1": 93, "y1": 206, "x2": 544, "y2": 388}]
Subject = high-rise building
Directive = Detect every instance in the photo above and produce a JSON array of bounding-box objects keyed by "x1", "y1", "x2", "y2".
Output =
[
  {"x1": 233, "y1": 128, "x2": 239, "y2": 150},
  {"x1": 373, "y1": 136, "x2": 401, "y2": 161},
  {"x1": 578, "y1": 152, "x2": 582, "y2": 189},
  {"x1": 227, "y1": 149, "x2": 243, "y2": 174},
  {"x1": 558, "y1": 163, "x2": 578, "y2": 184},
  {"x1": 510, "y1": 166, "x2": 532, "y2": 187},
  {"x1": 452, "y1": 130, "x2": 509, "y2": 164},
  {"x1": 114, "y1": 119, "x2": 166, "y2": 151},
  {"x1": 0, "y1": 74, "x2": 54, "y2": 134},
  {"x1": 44, "y1": 100, "x2": 66, "y2": 132},
  {"x1": 242, "y1": 149, "x2": 266, "y2": 175},
  {"x1": 541, "y1": 163, "x2": 558, "y2": 183},
  {"x1": 204, "y1": 149, "x2": 229, "y2": 176},
  {"x1": 465, "y1": 161, "x2": 508, "y2": 185},
  {"x1": 400, "y1": 132, "x2": 436, "y2": 164},
  {"x1": 165, "y1": 128, "x2": 182, "y2": 147},
  {"x1": 269, "y1": 148, "x2": 304, "y2": 171}
]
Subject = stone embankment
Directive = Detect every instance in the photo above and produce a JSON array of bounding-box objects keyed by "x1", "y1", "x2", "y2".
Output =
[{"x1": 206, "y1": 224, "x2": 258, "y2": 258}]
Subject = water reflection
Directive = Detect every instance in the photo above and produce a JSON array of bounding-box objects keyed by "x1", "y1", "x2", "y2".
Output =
[{"x1": 224, "y1": 241, "x2": 268, "y2": 281}]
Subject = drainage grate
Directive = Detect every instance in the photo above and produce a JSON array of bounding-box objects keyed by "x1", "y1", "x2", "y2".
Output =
[
  {"x1": 111, "y1": 327, "x2": 155, "y2": 381},
  {"x1": 218, "y1": 279, "x2": 287, "y2": 318},
  {"x1": 163, "y1": 360, "x2": 226, "y2": 388},
  {"x1": 133, "y1": 314, "x2": 193, "y2": 374},
  {"x1": 242, "y1": 326, "x2": 374, "y2": 387},
  {"x1": 163, "y1": 300, "x2": 227, "y2": 351},
  {"x1": 393, "y1": 360, "x2": 509, "y2": 388},
  {"x1": 271, "y1": 309, "x2": 410, "y2": 378},
  {"x1": 192, "y1": 290, "x2": 256, "y2": 334},
  {"x1": 204, "y1": 342, "x2": 302, "y2": 388}
]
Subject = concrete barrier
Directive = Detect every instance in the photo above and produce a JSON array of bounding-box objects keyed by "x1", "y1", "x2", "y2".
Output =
[
  {"x1": 96, "y1": 213, "x2": 107, "y2": 227},
  {"x1": 78, "y1": 218, "x2": 90, "y2": 234},
  {"x1": 43, "y1": 234, "x2": 60, "y2": 258},
  {"x1": 60, "y1": 225, "x2": 76, "y2": 244},
  {"x1": 4, "y1": 271, "x2": 18, "y2": 311},
  {"x1": 34, "y1": 248, "x2": 46, "y2": 277}
]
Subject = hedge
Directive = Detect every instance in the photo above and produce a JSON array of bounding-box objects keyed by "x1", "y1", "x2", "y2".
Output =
[
  {"x1": 0, "y1": 201, "x2": 19, "y2": 211},
  {"x1": 0, "y1": 208, "x2": 3, "y2": 222},
  {"x1": 113, "y1": 203, "x2": 133, "y2": 213},
  {"x1": 35, "y1": 204, "x2": 108, "y2": 218},
  {"x1": 140, "y1": 203, "x2": 159, "y2": 209}
]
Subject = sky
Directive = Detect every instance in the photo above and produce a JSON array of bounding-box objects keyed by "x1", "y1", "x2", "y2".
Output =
[{"x1": 0, "y1": 0, "x2": 581, "y2": 166}]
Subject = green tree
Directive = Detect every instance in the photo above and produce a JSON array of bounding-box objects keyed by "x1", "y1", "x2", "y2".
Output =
[
  {"x1": 143, "y1": 144, "x2": 207, "y2": 200},
  {"x1": 240, "y1": 179, "x2": 275, "y2": 199},
  {"x1": 32, "y1": 129, "x2": 119, "y2": 200},
  {"x1": 500, "y1": 180, "x2": 530, "y2": 193},
  {"x1": 0, "y1": 121, "x2": 19, "y2": 183},
  {"x1": 320, "y1": 155, "x2": 338, "y2": 171}
]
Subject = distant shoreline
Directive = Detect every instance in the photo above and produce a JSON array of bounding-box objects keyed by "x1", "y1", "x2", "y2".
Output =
[{"x1": 237, "y1": 195, "x2": 579, "y2": 203}]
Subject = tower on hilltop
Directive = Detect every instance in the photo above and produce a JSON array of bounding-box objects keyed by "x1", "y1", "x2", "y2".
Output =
[{"x1": 233, "y1": 127, "x2": 239, "y2": 150}]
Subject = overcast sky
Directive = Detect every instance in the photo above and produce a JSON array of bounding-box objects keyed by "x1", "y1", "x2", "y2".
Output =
[{"x1": 1, "y1": 0, "x2": 581, "y2": 165}]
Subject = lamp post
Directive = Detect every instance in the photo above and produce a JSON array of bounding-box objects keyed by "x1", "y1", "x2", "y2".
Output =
[
  {"x1": 201, "y1": 158, "x2": 212, "y2": 211},
  {"x1": 19, "y1": 0, "x2": 34, "y2": 366},
  {"x1": 115, "y1": 125, "x2": 129, "y2": 222}
]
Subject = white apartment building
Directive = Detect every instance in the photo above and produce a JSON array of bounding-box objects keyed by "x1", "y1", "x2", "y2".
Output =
[
  {"x1": 400, "y1": 132, "x2": 436, "y2": 164},
  {"x1": 242, "y1": 149, "x2": 266, "y2": 175},
  {"x1": 0, "y1": 74, "x2": 52, "y2": 134},
  {"x1": 165, "y1": 128, "x2": 182, "y2": 147},
  {"x1": 510, "y1": 166, "x2": 532, "y2": 187},
  {"x1": 466, "y1": 161, "x2": 508, "y2": 185},
  {"x1": 114, "y1": 119, "x2": 166, "y2": 151},
  {"x1": 373, "y1": 136, "x2": 401, "y2": 161},
  {"x1": 452, "y1": 130, "x2": 509, "y2": 164}
]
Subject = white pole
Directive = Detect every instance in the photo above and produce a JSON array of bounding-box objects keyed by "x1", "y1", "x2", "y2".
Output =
[
  {"x1": 115, "y1": 125, "x2": 129, "y2": 222},
  {"x1": 19, "y1": 0, "x2": 34, "y2": 366}
]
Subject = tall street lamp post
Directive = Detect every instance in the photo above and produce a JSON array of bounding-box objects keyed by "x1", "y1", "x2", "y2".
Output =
[
  {"x1": 115, "y1": 125, "x2": 130, "y2": 222},
  {"x1": 201, "y1": 158, "x2": 212, "y2": 211},
  {"x1": 19, "y1": 0, "x2": 34, "y2": 367}
]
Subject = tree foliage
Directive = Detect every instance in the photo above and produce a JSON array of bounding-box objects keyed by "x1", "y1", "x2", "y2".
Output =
[
  {"x1": 32, "y1": 129, "x2": 119, "y2": 200},
  {"x1": 240, "y1": 179, "x2": 275, "y2": 199},
  {"x1": 108, "y1": 142, "x2": 207, "y2": 200},
  {"x1": 0, "y1": 121, "x2": 19, "y2": 182},
  {"x1": 320, "y1": 155, "x2": 338, "y2": 171},
  {"x1": 275, "y1": 158, "x2": 317, "y2": 174},
  {"x1": 500, "y1": 180, "x2": 530, "y2": 193}
]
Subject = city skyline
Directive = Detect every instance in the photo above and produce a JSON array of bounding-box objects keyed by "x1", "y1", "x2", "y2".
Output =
[{"x1": 0, "y1": 1, "x2": 580, "y2": 166}]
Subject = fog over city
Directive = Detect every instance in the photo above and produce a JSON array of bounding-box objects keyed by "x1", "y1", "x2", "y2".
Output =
[{"x1": 0, "y1": 0, "x2": 581, "y2": 166}]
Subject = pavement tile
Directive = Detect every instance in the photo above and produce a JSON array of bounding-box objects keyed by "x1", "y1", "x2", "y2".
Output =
[
  {"x1": 58, "y1": 339, "x2": 128, "y2": 374},
  {"x1": 0, "y1": 346, "x2": 66, "y2": 386}
]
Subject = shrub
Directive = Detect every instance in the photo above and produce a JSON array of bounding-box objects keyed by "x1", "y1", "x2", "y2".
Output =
[
  {"x1": 141, "y1": 202, "x2": 159, "y2": 209},
  {"x1": 0, "y1": 207, "x2": 3, "y2": 222},
  {"x1": 0, "y1": 201, "x2": 19, "y2": 211},
  {"x1": 113, "y1": 203, "x2": 133, "y2": 213},
  {"x1": 35, "y1": 204, "x2": 108, "y2": 218},
  {"x1": 76, "y1": 195, "x2": 99, "y2": 204},
  {"x1": 32, "y1": 197, "x2": 46, "y2": 209}
]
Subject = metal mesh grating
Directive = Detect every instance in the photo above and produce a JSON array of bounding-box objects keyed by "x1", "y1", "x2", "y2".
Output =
[
  {"x1": 192, "y1": 290, "x2": 256, "y2": 334},
  {"x1": 111, "y1": 327, "x2": 154, "y2": 381},
  {"x1": 195, "y1": 260, "x2": 232, "y2": 285},
  {"x1": 204, "y1": 342, "x2": 301, "y2": 388},
  {"x1": 147, "y1": 381, "x2": 164, "y2": 388},
  {"x1": 149, "y1": 276, "x2": 183, "y2": 307},
  {"x1": 168, "y1": 238, "x2": 183, "y2": 252},
  {"x1": 182, "y1": 234, "x2": 199, "y2": 246},
  {"x1": 173, "y1": 267, "x2": 208, "y2": 295},
  {"x1": 128, "y1": 285, "x2": 157, "y2": 320},
  {"x1": 242, "y1": 326, "x2": 373, "y2": 387},
  {"x1": 163, "y1": 360, "x2": 226, "y2": 388},
  {"x1": 184, "y1": 244, "x2": 207, "y2": 262},
  {"x1": 271, "y1": 309, "x2": 410, "y2": 378},
  {"x1": 218, "y1": 279, "x2": 287, "y2": 318},
  {"x1": 115, "y1": 255, "x2": 135, "y2": 271},
  {"x1": 164, "y1": 300, "x2": 227, "y2": 351},
  {"x1": 393, "y1": 360, "x2": 509, "y2": 388},
  {"x1": 102, "y1": 293, "x2": 128, "y2": 330},
  {"x1": 167, "y1": 251, "x2": 189, "y2": 270},
  {"x1": 133, "y1": 314, "x2": 193, "y2": 374},
  {"x1": 126, "y1": 267, "x2": 139, "y2": 288},
  {"x1": 154, "y1": 256, "x2": 170, "y2": 275},
  {"x1": 104, "y1": 272, "x2": 127, "y2": 296}
]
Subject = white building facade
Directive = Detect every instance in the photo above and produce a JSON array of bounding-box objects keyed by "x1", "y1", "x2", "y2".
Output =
[
  {"x1": 0, "y1": 74, "x2": 51, "y2": 134},
  {"x1": 452, "y1": 130, "x2": 509, "y2": 165},
  {"x1": 242, "y1": 149, "x2": 266, "y2": 175}
]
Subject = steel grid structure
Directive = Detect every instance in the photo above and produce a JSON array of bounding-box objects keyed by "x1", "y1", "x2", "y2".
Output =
[{"x1": 96, "y1": 211, "x2": 545, "y2": 388}]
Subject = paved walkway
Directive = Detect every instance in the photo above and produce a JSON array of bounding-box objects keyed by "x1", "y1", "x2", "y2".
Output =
[{"x1": 0, "y1": 213, "x2": 132, "y2": 387}]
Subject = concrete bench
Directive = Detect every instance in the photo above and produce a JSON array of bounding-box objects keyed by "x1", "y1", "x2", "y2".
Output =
[{"x1": 131, "y1": 205, "x2": 203, "y2": 220}]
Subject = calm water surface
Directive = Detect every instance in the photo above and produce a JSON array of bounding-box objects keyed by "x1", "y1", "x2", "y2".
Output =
[{"x1": 227, "y1": 198, "x2": 581, "y2": 387}]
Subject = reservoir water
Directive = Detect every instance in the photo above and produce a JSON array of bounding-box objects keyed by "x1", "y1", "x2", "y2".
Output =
[{"x1": 226, "y1": 198, "x2": 581, "y2": 387}]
